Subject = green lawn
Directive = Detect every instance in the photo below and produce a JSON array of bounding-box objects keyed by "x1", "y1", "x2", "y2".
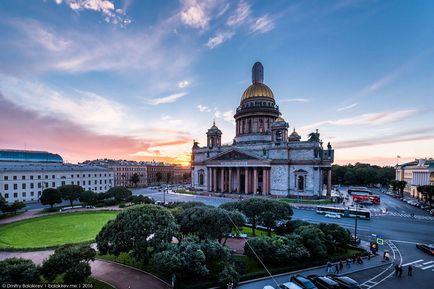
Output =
[
  {"x1": 0, "y1": 211, "x2": 117, "y2": 250},
  {"x1": 234, "y1": 226, "x2": 276, "y2": 237}
]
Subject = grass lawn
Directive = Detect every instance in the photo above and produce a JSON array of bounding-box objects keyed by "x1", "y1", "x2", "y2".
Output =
[
  {"x1": 235, "y1": 226, "x2": 275, "y2": 237},
  {"x1": 0, "y1": 211, "x2": 117, "y2": 250}
]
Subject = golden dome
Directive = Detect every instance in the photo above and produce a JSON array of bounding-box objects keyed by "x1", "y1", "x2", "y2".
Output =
[
  {"x1": 241, "y1": 83, "x2": 274, "y2": 102},
  {"x1": 275, "y1": 116, "x2": 285, "y2": 122}
]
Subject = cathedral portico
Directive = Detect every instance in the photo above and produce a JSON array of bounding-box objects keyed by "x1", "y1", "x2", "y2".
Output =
[{"x1": 191, "y1": 62, "x2": 334, "y2": 197}]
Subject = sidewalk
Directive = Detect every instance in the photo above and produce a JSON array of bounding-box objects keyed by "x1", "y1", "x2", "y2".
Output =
[{"x1": 236, "y1": 254, "x2": 391, "y2": 289}]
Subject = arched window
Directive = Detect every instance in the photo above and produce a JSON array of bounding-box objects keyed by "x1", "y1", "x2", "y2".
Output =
[
  {"x1": 259, "y1": 119, "x2": 264, "y2": 133},
  {"x1": 297, "y1": 176, "x2": 305, "y2": 191},
  {"x1": 198, "y1": 170, "x2": 204, "y2": 186}
]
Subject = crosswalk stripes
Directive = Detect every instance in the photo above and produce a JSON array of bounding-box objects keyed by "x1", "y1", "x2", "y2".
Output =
[
  {"x1": 401, "y1": 259, "x2": 434, "y2": 271},
  {"x1": 371, "y1": 211, "x2": 434, "y2": 220}
]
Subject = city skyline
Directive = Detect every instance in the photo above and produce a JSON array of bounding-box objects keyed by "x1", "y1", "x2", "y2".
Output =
[{"x1": 1, "y1": 0, "x2": 433, "y2": 166}]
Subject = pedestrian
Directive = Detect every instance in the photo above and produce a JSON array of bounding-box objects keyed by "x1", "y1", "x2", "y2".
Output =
[
  {"x1": 326, "y1": 261, "x2": 332, "y2": 273},
  {"x1": 408, "y1": 265, "x2": 413, "y2": 276},
  {"x1": 339, "y1": 260, "x2": 344, "y2": 271},
  {"x1": 334, "y1": 264, "x2": 339, "y2": 274},
  {"x1": 398, "y1": 265, "x2": 403, "y2": 277},
  {"x1": 394, "y1": 264, "x2": 399, "y2": 277},
  {"x1": 357, "y1": 255, "x2": 363, "y2": 264},
  {"x1": 368, "y1": 252, "x2": 371, "y2": 260},
  {"x1": 346, "y1": 258, "x2": 351, "y2": 268},
  {"x1": 352, "y1": 255, "x2": 356, "y2": 264}
]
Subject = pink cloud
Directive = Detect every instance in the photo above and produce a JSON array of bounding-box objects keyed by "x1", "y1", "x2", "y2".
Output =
[{"x1": 0, "y1": 95, "x2": 191, "y2": 163}]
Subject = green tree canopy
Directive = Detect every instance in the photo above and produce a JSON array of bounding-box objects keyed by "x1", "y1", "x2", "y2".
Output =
[
  {"x1": 79, "y1": 190, "x2": 98, "y2": 206},
  {"x1": 106, "y1": 186, "x2": 132, "y2": 203},
  {"x1": 0, "y1": 258, "x2": 39, "y2": 284},
  {"x1": 317, "y1": 223, "x2": 351, "y2": 251},
  {"x1": 259, "y1": 201, "x2": 293, "y2": 236},
  {"x1": 40, "y1": 188, "x2": 62, "y2": 209},
  {"x1": 0, "y1": 194, "x2": 6, "y2": 212},
  {"x1": 128, "y1": 195, "x2": 154, "y2": 205},
  {"x1": 58, "y1": 184, "x2": 84, "y2": 207},
  {"x1": 41, "y1": 244, "x2": 95, "y2": 283},
  {"x1": 294, "y1": 225, "x2": 328, "y2": 258},
  {"x1": 96, "y1": 204, "x2": 178, "y2": 262},
  {"x1": 332, "y1": 163, "x2": 395, "y2": 186},
  {"x1": 129, "y1": 173, "x2": 140, "y2": 187},
  {"x1": 2, "y1": 201, "x2": 26, "y2": 215}
]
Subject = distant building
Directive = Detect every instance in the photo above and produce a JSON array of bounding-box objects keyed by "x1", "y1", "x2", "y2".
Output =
[
  {"x1": 0, "y1": 150, "x2": 114, "y2": 203},
  {"x1": 173, "y1": 165, "x2": 191, "y2": 184},
  {"x1": 82, "y1": 159, "x2": 148, "y2": 187},
  {"x1": 146, "y1": 163, "x2": 175, "y2": 185},
  {"x1": 396, "y1": 158, "x2": 434, "y2": 198},
  {"x1": 191, "y1": 62, "x2": 334, "y2": 197}
]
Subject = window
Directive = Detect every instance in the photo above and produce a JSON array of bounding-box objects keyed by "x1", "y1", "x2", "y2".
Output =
[
  {"x1": 4, "y1": 176, "x2": 8, "y2": 180},
  {"x1": 94, "y1": 180, "x2": 97, "y2": 185},
  {"x1": 297, "y1": 176, "x2": 305, "y2": 191},
  {"x1": 30, "y1": 183, "x2": 34, "y2": 189},
  {"x1": 13, "y1": 184, "x2": 18, "y2": 190},
  {"x1": 22, "y1": 192, "x2": 26, "y2": 197},
  {"x1": 71, "y1": 181, "x2": 74, "y2": 185},
  {"x1": 61, "y1": 181, "x2": 65, "y2": 186},
  {"x1": 38, "y1": 183, "x2": 42, "y2": 188},
  {"x1": 30, "y1": 192, "x2": 34, "y2": 196},
  {"x1": 5, "y1": 193, "x2": 9, "y2": 198},
  {"x1": 100, "y1": 180, "x2": 102, "y2": 184},
  {"x1": 52, "y1": 182, "x2": 55, "y2": 187},
  {"x1": 4, "y1": 184, "x2": 8, "y2": 190},
  {"x1": 77, "y1": 174, "x2": 79, "y2": 178},
  {"x1": 88, "y1": 180, "x2": 91, "y2": 185},
  {"x1": 13, "y1": 176, "x2": 17, "y2": 180},
  {"x1": 38, "y1": 175, "x2": 41, "y2": 179},
  {"x1": 52, "y1": 175, "x2": 55, "y2": 179},
  {"x1": 45, "y1": 175, "x2": 48, "y2": 179},
  {"x1": 71, "y1": 174, "x2": 74, "y2": 178},
  {"x1": 38, "y1": 192, "x2": 41, "y2": 196},
  {"x1": 22, "y1": 176, "x2": 26, "y2": 180},
  {"x1": 13, "y1": 193, "x2": 17, "y2": 198},
  {"x1": 22, "y1": 183, "x2": 26, "y2": 189}
]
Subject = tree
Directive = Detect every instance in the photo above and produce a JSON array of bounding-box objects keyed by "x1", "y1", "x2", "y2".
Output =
[
  {"x1": 0, "y1": 195, "x2": 6, "y2": 212},
  {"x1": 317, "y1": 223, "x2": 351, "y2": 252},
  {"x1": 58, "y1": 185, "x2": 84, "y2": 207},
  {"x1": 2, "y1": 201, "x2": 26, "y2": 215},
  {"x1": 156, "y1": 172, "x2": 163, "y2": 184},
  {"x1": 128, "y1": 195, "x2": 154, "y2": 205},
  {"x1": 129, "y1": 173, "x2": 140, "y2": 187},
  {"x1": 418, "y1": 185, "x2": 434, "y2": 206},
  {"x1": 397, "y1": 180, "x2": 407, "y2": 197},
  {"x1": 79, "y1": 190, "x2": 98, "y2": 206},
  {"x1": 0, "y1": 258, "x2": 39, "y2": 284},
  {"x1": 41, "y1": 244, "x2": 95, "y2": 282},
  {"x1": 96, "y1": 204, "x2": 178, "y2": 263},
  {"x1": 236, "y1": 198, "x2": 265, "y2": 236},
  {"x1": 106, "y1": 186, "x2": 132, "y2": 203},
  {"x1": 177, "y1": 206, "x2": 245, "y2": 243},
  {"x1": 259, "y1": 200, "x2": 293, "y2": 236},
  {"x1": 40, "y1": 188, "x2": 62, "y2": 209},
  {"x1": 295, "y1": 225, "x2": 328, "y2": 258}
]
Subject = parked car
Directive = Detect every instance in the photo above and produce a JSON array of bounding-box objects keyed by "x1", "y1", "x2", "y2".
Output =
[
  {"x1": 328, "y1": 275, "x2": 361, "y2": 289},
  {"x1": 324, "y1": 213, "x2": 341, "y2": 219},
  {"x1": 416, "y1": 243, "x2": 434, "y2": 256},
  {"x1": 278, "y1": 282, "x2": 303, "y2": 289},
  {"x1": 307, "y1": 275, "x2": 340, "y2": 289},
  {"x1": 264, "y1": 286, "x2": 275, "y2": 289},
  {"x1": 290, "y1": 275, "x2": 318, "y2": 289}
]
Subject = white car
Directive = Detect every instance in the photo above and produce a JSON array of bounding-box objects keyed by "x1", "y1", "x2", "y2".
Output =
[
  {"x1": 324, "y1": 213, "x2": 342, "y2": 219},
  {"x1": 278, "y1": 282, "x2": 303, "y2": 289},
  {"x1": 264, "y1": 286, "x2": 275, "y2": 289}
]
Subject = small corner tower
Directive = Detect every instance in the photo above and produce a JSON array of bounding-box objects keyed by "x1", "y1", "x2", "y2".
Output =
[{"x1": 206, "y1": 121, "x2": 222, "y2": 149}]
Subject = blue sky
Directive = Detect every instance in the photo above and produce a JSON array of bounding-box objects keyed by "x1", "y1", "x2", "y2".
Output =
[{"x1": 0, "y1": 0, "x2": 433, "y2": 165}]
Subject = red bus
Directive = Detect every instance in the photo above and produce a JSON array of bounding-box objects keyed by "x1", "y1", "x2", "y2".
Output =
[{"x1": 352, "y1": 192, "x2": 381, "y2": 205}]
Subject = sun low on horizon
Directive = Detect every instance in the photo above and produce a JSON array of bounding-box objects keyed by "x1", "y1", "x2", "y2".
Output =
[{"x1": 0, "y1": 0, "x2": 433, "y2": 166}]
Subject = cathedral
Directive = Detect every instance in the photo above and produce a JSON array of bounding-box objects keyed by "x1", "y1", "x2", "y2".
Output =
[{"x1": 191, "y1": 62, "x2": 334, "y2": 197}]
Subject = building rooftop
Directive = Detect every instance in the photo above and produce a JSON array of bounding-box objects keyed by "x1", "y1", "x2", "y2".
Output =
[
  {"x1": 0, "y1": 149, "x2": 63, "y2": 163},
  {"x1": 0, "y1": 162, "x2": 110, "y2": 173}
]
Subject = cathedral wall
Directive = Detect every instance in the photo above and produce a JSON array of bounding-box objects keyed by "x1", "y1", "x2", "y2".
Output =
[
  {"x1": 270, "y1": 165, "x2": 289, "y2": 196},
  {"x1": 191, "y1": 165, "x2": 208, "y2": 191},
  {"x1": 288, "y1": 165, "x2": 321, "y2": 197}
]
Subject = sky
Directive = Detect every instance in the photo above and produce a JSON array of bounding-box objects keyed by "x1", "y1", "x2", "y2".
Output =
[{"x1": 0, "y1": 0, "x2": 433, "y2": 166}]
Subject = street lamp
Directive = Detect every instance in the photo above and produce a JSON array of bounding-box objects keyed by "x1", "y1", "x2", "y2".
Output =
[{"x1": 354, "y1": 201, "x2": 358, "y2": 246}]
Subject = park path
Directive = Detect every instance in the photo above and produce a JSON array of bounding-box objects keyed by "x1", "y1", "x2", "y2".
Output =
[{"x1": 0, "y1": 249, "x2": 171, "y2": 289}]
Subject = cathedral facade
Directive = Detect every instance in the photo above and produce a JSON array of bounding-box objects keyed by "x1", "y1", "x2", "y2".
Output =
[{"x1": 191, "y1": 62, "x2": 334, "y2": 197}]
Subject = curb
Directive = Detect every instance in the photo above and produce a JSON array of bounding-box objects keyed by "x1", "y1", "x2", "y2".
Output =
[{"x1": 95, "y1": 258, "x2": 172, "y2": 288}]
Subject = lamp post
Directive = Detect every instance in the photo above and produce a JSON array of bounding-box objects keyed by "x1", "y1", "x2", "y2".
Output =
[{"x1": 354, "y1": 202, "x2": 358, "y2": 246}]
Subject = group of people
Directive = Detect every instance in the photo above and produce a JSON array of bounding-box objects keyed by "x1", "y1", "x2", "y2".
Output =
[
  {"x1": 326, "y1": 254, "x2": 369, "y2": 274},
  {"x1": 395, "y1": 264, "x2": 413, "y2": 277}
]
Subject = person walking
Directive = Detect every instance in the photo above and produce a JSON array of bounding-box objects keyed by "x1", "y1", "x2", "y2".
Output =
[
  {"x1": 339, "y1": 260, "x2": 344, "y2": 271},
  {"x1": 334, "y1": 264, "x2": 339, "y2": 274},
  {"x1": 398, "y1": 265, "x2": 403, "y2": 278},
  {"x1": 408, "y1": 265, "x2": 413, "y2": 276},
  {"x1": 326, "y1": 261, "x2": 333, "y2": 273},
  {"x1": 346, "y1": 258, "x2": 351, "y2": 268},
  {"x1": 394, "y1": 264, "x2": 399, "y2": 277}
]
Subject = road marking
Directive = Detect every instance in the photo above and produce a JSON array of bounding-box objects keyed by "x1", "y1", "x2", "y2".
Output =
[
  {"x1": 422, "y1": 261, "x2": 434, "y2": 265},
  {"x1": 421, "y1": 264, "x2": 434, "y2": 270},
  {"x1": 388, "y1": 239, "x2": 419, "y2": 245},
  {"x1": 402, "y1": 259, "x2": 424, "y2": 266}
]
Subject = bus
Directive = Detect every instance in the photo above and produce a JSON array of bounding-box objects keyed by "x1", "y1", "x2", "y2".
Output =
[
  {"x1": 316, "y1": 206, "x2": 371, "y2": 220},
  {"x1": 352, "y1": 193, "x2": 381, "y2": 205}
]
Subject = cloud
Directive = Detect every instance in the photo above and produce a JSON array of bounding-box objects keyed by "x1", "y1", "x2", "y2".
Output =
[
  {"x1": 206, "y1": 31, "x2": 234, "y2": 49},
  {"x1": 250, "y1": 14, "x2": 275, "y2": 34},
  {"x1": 334, "y1": 127, "x2": 434, "y2": 150},
  {"x1": 0, "y1": 74, "x2": 126, "y2": 135},
  {"x1": 197, "y1": 104, "x2": 211, "y2": 112},
  {"x1": 178, "y1": 80, "x2": 190, "y2": 88},
  {"x1": 222, "y1": 110, "x2": 235, "y2": 124},
  {"x1": 54, "y1": 0, "x2": 132, "y2": 27},
  {"x1": 145, "y1": 92, "x2": 187, "y2": 105},
  {"x1": 337, "y1": 102, "x2": 358, "y2": 111},
  {"x1": 300, "y1": 109, "x2": 419, "y2": 131},
  {"x1": 227, "y1": 1, "x2": 251, "y2": 26},
  {"x1": 179, "y1": 0, "x2": 226, "y2": 29},
  {"x1": 161, "y1": 114, "x2": 183, "y2": 125},
  {"x1": 280, "y1": 98, "x2": 310, "y2": 103}
]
